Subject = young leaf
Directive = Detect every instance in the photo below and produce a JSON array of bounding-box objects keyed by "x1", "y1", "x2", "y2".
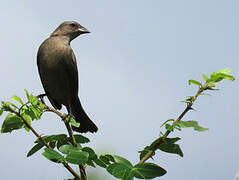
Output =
[
  {"x1": 0, "y1": 108, "x2": 3, "y2": 116},
  {"x1": 22, "y1": 113, "x2": 31, "y2": 132},
  {"x1": 173, "y1": 121, "x2": 208, "y2": 131},
  {"x1": 210, "y1": 68, "x2": 235, "y2": 82},
  {"x1": 27, "y1": 143, "x2": 44, "y2": 157},
  {"x1": 188, "y1": 79, "x2": 202, "y2": 86},
  {"x1": 29, "y1": 95, "x2": 38, "y2": 106},
  {"x1": 202, "y1": 74, "x2": 209, "y2": 82},
  {"x1": 11, "y1": 95, "x2": 24, "y2": 105},
  {"x1": 133, "y1": 163, "x2": 167, "y2": 179},
  {"x1": 5, "y1": 102, "x2": 19, "y2": 109},
  {"x1": 24, "y1": 89, "x2": 30, "y2": 101},
  {"x1": 66, "y1": 151, "x2": 89, "y2": 164},
  {"x1": 29, "y1": 105, "x2": 42, "y2": 120},
  {"x1": 42, "y1": 148, "x2": 64, "y2": 163},
  {"x1": 70, "y1": 118, "x2": 80, "y2": 128},
  {"x1": 39, "y1": 101, "x2": 45, "y2": 111}
]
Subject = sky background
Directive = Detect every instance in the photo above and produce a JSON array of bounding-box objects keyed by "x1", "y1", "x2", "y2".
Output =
[{"x1": 0, "y1": 0, "x2": 238, "y2": 180}]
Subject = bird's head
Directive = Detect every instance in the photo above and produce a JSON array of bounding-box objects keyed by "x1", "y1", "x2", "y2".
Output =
[{"x1": 50, "y1": 21, "x2": 90, "y2": 41}]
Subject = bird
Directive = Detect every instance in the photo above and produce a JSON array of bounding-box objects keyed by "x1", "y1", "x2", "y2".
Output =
[{"x1": 37, "y1": 21, "x2": 98, "y2": 133}]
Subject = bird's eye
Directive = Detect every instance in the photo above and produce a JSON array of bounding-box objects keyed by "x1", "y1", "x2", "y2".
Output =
[{"x1": 70, "y1": 23, "x2": 77, "y2": 27}]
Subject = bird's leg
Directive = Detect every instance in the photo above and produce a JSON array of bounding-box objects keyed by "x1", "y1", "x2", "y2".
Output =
[
  {"x1": 37, "y1": 93, "x2": 47, "y2": 104},
  {"x1": 63, "y1": 114, "x2": 87, "y2": 180},
  {"x1": 63, "y1": 114, "x2": 77, "y2": 147}
]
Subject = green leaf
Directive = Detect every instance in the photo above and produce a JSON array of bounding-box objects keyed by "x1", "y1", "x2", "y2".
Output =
[
  {"x1": 1, "y1": 113, "x2": 24, "y2": 133},
  {"x1": 70, "y1": 118, "x2": 80, "y2": 128},
  {"x1": 158, "y1": 138, "x2": 183, "y2": 157},
  {"x1": 57, "y1": 138, "x2": 69, "y2": 149},
  {"x1": 210, "y1": 68, "x2": 235, "y2": 82},
  {"x1": 213, "y1": 67, "x2": 231, "y2": 75},
  {"x1": 165, "y1": 124, "x2": 174, "y2": 131},
  {"x1": 29, "y1": 95, "x2": 38, "y2": 106},
  {"x1": 66, "y1": 151, "x2": 89, "y2": 164},
  {"x1": 199, "y1": 93, "x2": 211, "y2": 96},
  {"x1": 11, "y1": 95, "x2": 24, "y2": 105},
  {"x1": 5, "y1": 102, "x2": 19, "y2": 109},
  {"x1": 52, "y1": 134, "x2": 68, "y2": 141},
  {"x1": 104, "y1": 154, "x2": 115, "y2": 163},
  {"x1": 173, "y1": 121, "x2": 209, "y2": 131},
  {"x1": 29, "y1": 105, "x2": 42, "y2": 120},
  {"x1": 73, "y1": 134, "x2": 90, "y2": 144},
  {"x1": 27, "y1": 143, "x2": 44, "y2": 157},
  {"x1": 59, "y1": 144, "x2": 74, "y2": 154},
  {"x1": 49, "y1": 140, "x2": 56, "y2": 149},
  {"x1": 35, "y1": 134, "x2": 67, "y2": 144},
  {"x1": 39, "y1": 102, "x2": 45, "y2": 111},
  {"x1": 0, "y1": 108, "x2": 3, "y2": 116},
  {"x1": 82, "y1": 147, "x2": 97, "y2": 160},
  {"x1": 24, "y1": 89, "x2": 30, "y2": 101},
  {"x1": 112, "y1": 155, "x2": 133, "y2": 168},
  {"x1": 188, "y1": 79, "x2": 202, "y2": 86},
  {"x1": 107, "y1": 163, "x2": 131, "y2": 178},
  {"x1": 42, "y1": 148, "x2": 64, "y2": 163},
  {"x1": 133, "y1": 163, "x2": 167, "y2": 179},
  {"x1": 202, "y1": 74, "x2": 209, "y2": 82},
  {"x1": 123, "y1": 170, "x2": 134, "y2": 180},
  {"x1": 99, "y1": 155, "x2": 112, "y2": 165},
  {"x1": 59, "y1": 144, "x2": 81, "y2": 154},
  {"x1": 86, "y1": 160, "x2": 96, "y2": 168},
  {"x1": 21, "y1": 106, "x2": 35, "y2": 121},
  {"x1": 106, "y1": 155, "x2": 133, "y2": 178},
  {"x1": 160, "y1": 119, "x2": 174, "y2": 128},
  {"x1": 22, "y1": 113, "x2": 31, "y2": 132},
  {"x1": 94, "y1": 158, "x2": 107, "y2": 168},
  {"x1": 139, "y1": 146, "x2": 155, "y2": 160}
]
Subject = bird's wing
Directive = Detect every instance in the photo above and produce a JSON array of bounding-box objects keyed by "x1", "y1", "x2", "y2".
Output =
[
  {"x1": 37, "y1": 41, "x2": 62, "y2": 109},
  {"x1": 62, "y1": 48, "x2": 79, "y2": 98}
]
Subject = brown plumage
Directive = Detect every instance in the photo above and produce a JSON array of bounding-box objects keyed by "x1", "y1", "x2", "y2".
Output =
[{"x1": 37, "y1": 21, "x2": 98, "y2": 133}]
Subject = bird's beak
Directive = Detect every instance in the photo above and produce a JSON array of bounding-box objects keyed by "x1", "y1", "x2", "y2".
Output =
[{"x1": 78, "y1": 26, "x2": 90, "y2": 34}]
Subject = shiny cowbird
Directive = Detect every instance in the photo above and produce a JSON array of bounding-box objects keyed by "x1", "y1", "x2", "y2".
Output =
[{"x1": 37, "y1": 21, "x2": 98, "y2": 133}]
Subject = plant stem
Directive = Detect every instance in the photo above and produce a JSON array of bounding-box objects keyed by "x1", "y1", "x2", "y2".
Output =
[
  {"x1": 7, "y1": 106, "x2": 81, "y2": 180},
  {"x1": 138, "y1": 86, "x2": 204, "y2": 164},
  {"x1": 43, "y1": 102, "x2": 87, "y2": 180}
]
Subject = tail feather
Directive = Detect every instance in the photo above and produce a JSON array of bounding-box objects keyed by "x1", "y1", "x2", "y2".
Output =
[{"x1": 70, "y1": 97, "x2": 98, "y2": 133}]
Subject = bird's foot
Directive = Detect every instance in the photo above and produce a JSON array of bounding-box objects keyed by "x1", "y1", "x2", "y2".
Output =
[{"x1": 37, "y1": 93, "x2": 47, "y2": 104}]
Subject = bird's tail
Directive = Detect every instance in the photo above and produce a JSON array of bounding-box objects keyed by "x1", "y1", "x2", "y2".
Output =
[{"x1": 70, "y1": 97, "x2": 98, "y2": 133}]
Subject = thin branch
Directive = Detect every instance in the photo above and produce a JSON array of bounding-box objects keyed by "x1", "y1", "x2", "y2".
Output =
[
  {"x1": 138, "y1": 86, "x2": 204, "y2": 164},
  {"x1": 63, "y1": 116, "x2": 77, "y2": 146},
  {"x1": 39, "y1": 98, "x2": 87, "y2": 180},
  {"x1": 7, "y1": 105, "x2": 81, "y2": 180}
]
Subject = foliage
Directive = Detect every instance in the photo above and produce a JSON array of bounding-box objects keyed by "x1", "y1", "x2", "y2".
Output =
[{"x1": 0, "y1": 68, "x2": 235, "y2": 179}]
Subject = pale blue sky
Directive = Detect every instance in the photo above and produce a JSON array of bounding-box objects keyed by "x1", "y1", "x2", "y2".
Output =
[{"x1": 0, "y1": 0, "x2": 238, "y2": 180}]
